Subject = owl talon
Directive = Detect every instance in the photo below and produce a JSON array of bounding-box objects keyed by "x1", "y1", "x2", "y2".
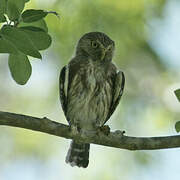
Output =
[
  {"x1": 99, "y1": 125, "x2": 110, "y2": 135},
  {"x1": 69, "y1": 125, "x2": 81, "y2": 134},
  {"x1": 114, "y1": 130, "x2": 126, "y2": 136}
]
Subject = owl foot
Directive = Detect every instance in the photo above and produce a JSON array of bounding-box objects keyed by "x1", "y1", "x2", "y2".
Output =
[
  {"x1": 114, "y1": 130, "x2": 126, "y2": 136},
  {"x1": 98, "y1": 125, "x2": 110, "y2": 136},
  {"x1": 69, "y1": 125, "x2": 81, "y2": 135}
]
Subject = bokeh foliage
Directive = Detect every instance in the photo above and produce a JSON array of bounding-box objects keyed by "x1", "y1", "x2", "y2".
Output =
[{"x1": 0, "y1": 0, "x2": 180, "y2": 179}]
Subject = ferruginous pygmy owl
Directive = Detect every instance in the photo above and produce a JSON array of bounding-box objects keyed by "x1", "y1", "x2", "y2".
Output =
[{"x1": 59, "y1": 32, "x2": 125, "y2": 168}]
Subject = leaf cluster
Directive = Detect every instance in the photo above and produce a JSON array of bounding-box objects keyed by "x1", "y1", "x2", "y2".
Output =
[{"x1": 0, "y1": 0, "x2": 58, "y2": 84}]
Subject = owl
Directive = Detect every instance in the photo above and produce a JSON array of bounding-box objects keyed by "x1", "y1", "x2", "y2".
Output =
[{"x1": 59, "y1": 32, "x2": 125, "y2": 168}]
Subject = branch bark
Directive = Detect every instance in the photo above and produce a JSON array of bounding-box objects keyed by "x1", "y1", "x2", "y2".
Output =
[{"x1": 0, "y1": 111, "x2": 179, "y2": 150}]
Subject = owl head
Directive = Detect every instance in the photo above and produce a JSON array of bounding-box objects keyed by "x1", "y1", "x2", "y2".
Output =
[{"x1": 76, "y1": 32, "x2": 115, "y2": 62}]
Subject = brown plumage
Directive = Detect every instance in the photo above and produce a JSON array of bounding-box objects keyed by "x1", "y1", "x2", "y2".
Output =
[{"x1": 59, "y1": 32, "x2": 125, "y2": 168}]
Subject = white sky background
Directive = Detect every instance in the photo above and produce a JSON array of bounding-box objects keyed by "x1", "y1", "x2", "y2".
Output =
[{"x1": 149, "y1": 0, "x2": 180, "y2": 70}]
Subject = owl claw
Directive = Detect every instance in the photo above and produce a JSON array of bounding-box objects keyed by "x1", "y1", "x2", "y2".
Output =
[
  {"x1": 114, "y1": 130, "x2": 126, "y2": 136},
  {"x1": 98, "y1": 125, "x2": 110, "y2": 136},
  {"x1": 69, "y1": 125, "x2": 81, "y2": 135}
]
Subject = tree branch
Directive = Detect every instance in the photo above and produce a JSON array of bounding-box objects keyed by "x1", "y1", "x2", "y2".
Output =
[{"x1": 0, "y1": 111, "x2": 179, "y2": 150}]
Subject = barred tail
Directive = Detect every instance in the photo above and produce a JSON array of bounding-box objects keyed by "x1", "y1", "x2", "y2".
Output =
[{"x1": 65, "y1": 140, "x2": 90, "y2": 168}]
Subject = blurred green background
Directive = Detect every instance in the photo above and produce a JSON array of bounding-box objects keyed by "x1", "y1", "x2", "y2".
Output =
[{"x1": 0, "y1": 0, "x2": 180, "y2": 179}]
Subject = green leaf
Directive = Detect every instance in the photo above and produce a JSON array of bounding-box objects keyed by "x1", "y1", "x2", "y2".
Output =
[
  {"x1": 0, "y1": 14, "x2": 6, "y2": 22},
  {"x1": 19, "y1": 26, "x2": 44, "y2": 32},
  {"x1": 1, "y1": 25, "x2": 42, "y2": 59},
  {"x1": 21, "y1": 9, "x2": 48, "y2": 23},
  {"x1": 6, "y1": 0, "x2": 25, "y2": 21},
  {"x1": 0, "y1": 34, "x2": 18, "y2": 54},
  {"x1": 46, "y1": 11, "x2": 60, "y2": 19},
  {"x1": 175, "y1": 121, "x2": 180, "y2": 133},
  {"x1": 175, "y1": 89, "x2": 180, "y2": 102},
  {"x1": 0, "y1": 0, "x2": 7, "y2": 14},
  {"x1": 18, "y1": 19, "x2": 48, "y2": 32},
  {"x1": 24, "y1": 0, "x2": 30, "y2": 2},
  {"x1": 20, "y1": 26, "x2": 52, "y2": 50},
  {"x1": 8, "y1": 53, "x2": 32, "y2": 85}
]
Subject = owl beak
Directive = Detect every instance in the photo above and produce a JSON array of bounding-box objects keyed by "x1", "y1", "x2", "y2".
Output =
[
  {"x1": 101, "y1": 49, "x2": 106, "y2": 60},
  {"x1": 101, "y1": 47, "x2": 109, "y2": 61}
]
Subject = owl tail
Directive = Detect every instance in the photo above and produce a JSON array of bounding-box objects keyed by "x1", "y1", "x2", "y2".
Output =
[{"x1": 65, "y1": 140, "x2": 90, "y2": 168}]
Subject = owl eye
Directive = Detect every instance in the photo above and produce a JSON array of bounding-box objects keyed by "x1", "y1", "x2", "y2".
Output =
[
  {"x1": 107, "y1": 45, "x2": 113, "y2": 51},
  {"x1": 91, "y1": 41, "x2": 98, "y2": 48}
]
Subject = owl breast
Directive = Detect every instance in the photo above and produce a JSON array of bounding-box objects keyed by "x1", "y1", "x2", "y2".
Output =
[{"x1": 66, "y1": 61, "x2": 113, "y2": 131}]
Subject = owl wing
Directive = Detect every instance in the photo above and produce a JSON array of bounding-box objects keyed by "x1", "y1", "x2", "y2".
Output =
[
  {"x1": 59, "y1": 65, "x2": 69, "y2": 118},
  {"x1": 104, "y1": 70, "x2": 125, "y2": 124}
]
